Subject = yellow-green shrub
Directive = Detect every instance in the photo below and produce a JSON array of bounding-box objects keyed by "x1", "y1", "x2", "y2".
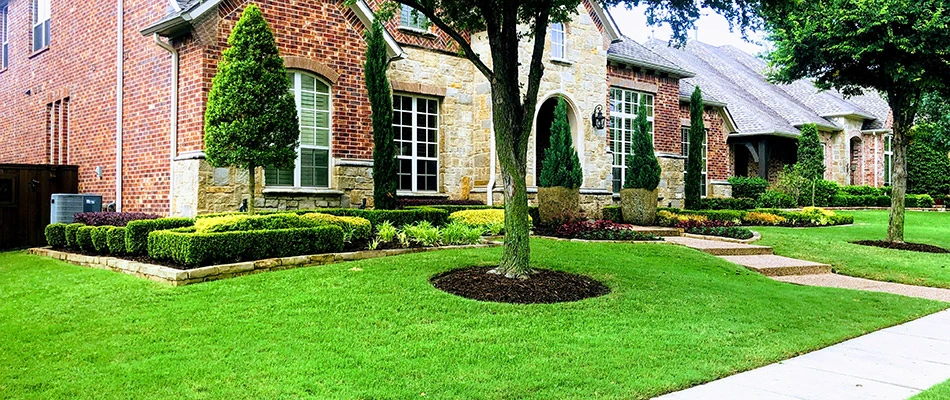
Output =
[
  {"x1": 194, "y1": 213, "x2": 316, "y2": 233},
  {"x1": 448, "y1": 209, "x2": 526, "y2": 235},
  {"x1": 302, "y1": 213, "x2": 372, "y2": 241},
  {"x1": 743, "y1": 211, "x2": 787, "y2": 226}
]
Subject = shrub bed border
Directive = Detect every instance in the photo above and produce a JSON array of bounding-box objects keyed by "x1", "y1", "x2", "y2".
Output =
[
  {"x1": 681, "y1": 231, "x2": 762, "y2": 244},
  {"x1": 29, "y1": 242, "x2": 501, "y2": 286}
]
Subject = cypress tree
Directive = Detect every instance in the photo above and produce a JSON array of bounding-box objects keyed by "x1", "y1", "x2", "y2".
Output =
[
  {"x1": 204, "y1": 4, "x2": 298, "y2": 214},
  {"x1": 685, "y1": 86, "x2": 704, "y2": 209},
  {"x1": 538, "y1": 98, "x2": 583, "y2": 188},
  {"x1": 795, "y1": 123, "x2": 825, "y2": 206},
  {"x1": 624, "y1": 104, "x2": 661, "y2": 190},
  {"x1": 364, "y1": 19, "x2": 398, "y2": 210}
]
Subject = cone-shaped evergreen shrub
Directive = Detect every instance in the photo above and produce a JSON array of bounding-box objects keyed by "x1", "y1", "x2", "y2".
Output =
[
  {"x1": 365, "y1": 19, "x2": 398, "y2": 209},
  {"x1": 795, "y1": 123, "x2": 825, "y2": 206},
  {"x1": 685, "y1": 86, "x2": 704, "y2": 209},
  {"x1": 204, "y1": 4, "x2": 298, "y2": 214},
  {"x1": 624, "y1": 104, "x2": 661, "y2": 190},
  {"x1": 539, "y1": 99, "x2": 583, "y2": 188}
]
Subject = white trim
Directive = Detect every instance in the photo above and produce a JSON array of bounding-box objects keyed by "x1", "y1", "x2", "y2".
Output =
[
  {"x1": 1, "y1": 4, "x2": 9, "y2": 69},
  {"x1": 115, "y1": 0, "x2": 123, "y2": 211},
  {"x1": 587, "y1": 1, "x2": 622, "y2": 43},
  {"x1": 394, "y1": 94, "x2": 440, "y2": 193},
  {"x1": 32, "y1": 0, "x2": 50, "y2": 51},
  {"x1": 262, "y1": 188, "x2": 344, "y2": 196},
  {"x1": 550, "y1": 22, "x2": 566, "y2": 61},
  {"x1": 350, "y1": 0, "x2": 406, "y2": 60},
  {"x1": 534, "y1": 91, "x2": 586, "y2": 176},
  {"x1": 268, "y1": 71, "x2": 333, "y2": 189},
  {"x1": 609, "y1": 87, "x2": 654, "y2": 193}
]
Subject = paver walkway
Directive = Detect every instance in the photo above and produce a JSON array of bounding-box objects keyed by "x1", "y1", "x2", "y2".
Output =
[
  {"x1": 666, "y1": 236, "x2": 832, "y2": 276},
  {"x1": 777, "y1": 274, "x2": 950, "y2": 303},
  {"x1": 654, "y1": 310, "x2": 950, "y2": 399}
]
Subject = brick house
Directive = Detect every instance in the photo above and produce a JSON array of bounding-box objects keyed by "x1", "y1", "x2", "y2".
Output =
[{"x1": 3, "y1": 0, "x2": 881, "y2": 217}]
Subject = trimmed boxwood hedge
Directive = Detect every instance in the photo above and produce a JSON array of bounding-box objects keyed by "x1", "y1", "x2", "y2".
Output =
[
  {"x1": 64, "y1": 223, "x2": 83, "y2": 249},
  {"x1": 107, "y1": 227, "x2": 127, "y2": 255},
  {"x1": 197, "y1": 207, "x2": 452, "y2": 228},
  {"x1": 195, "y1": 213, "x2": 321, "y2": 233},
  {"x1": 91, "y1": 226, "x2": 112, "y2": 254},
  {"x1": 696, "y1": 197, "x2": 756, "y2": 210},
  {"x1": 147, "y1": 225, "x2": 344, "y2": 267},
  {"x1": 602, "y1": 206, "x2": 623, "y2": 223},
  {"x1": 76, "y1": 226, "x2": 97, "y2": 253},
  {"x1": 126, "y1": 217, "x2": 195, "y2": 255},
  {"x1": 45, "y1": 223, "x2": 68, "y2": 248}
]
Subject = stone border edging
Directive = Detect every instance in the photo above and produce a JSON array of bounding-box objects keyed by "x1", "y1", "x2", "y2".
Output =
[
  {"x1": 681, "y1": 231, "x2": 762, "y2": 244},
  {"x1": 29, "y1": 242, "x2": 502, "y2": 286}
]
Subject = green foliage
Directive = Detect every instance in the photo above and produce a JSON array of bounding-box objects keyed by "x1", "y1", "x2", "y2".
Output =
[
  {"x1": 148, "y1": 226, "x2": 344, "y2": 267},
  {"x1": 375, "y1": 221, "x2": 397, "y2": 243},
  {"x1": 44, "y1": 223, "x2": 67, "y2": 248},
  {"x1": 91, "y1": 226, "x2": 112, "y2": 254},
  {"x1": 539, "y1": 99, "x2": 583, "y2": 188},
  {"x1": 107, "y1": 227, "x2": 127, "y2": 255},
  {"x1": 696, "y1": 197, "x2": 756, "y2": 210},
  {"x1": 126, "y1": 218, "x2": 196, "y2": 256},
  {"x1": 318, "y1": 207, "x2": 450, "y2": 228},
  {"x1": 685, "y1": 86, "x2": 704, "y2": 209},
  {"x1": 439, "y1": 222, "x2": 484, "y2": 245},
  {"x1": 795, "y1": 124, "x2": 825, "y2": 181},
  {"x1": 840, "y1": 185, "x2": 887, "y2": 196},
  {"x1": 906, "y1": 194, "x2": 935, "y2": 208},
  {"x1": 449, "y1": 209, "x2": 513, "y2": 235},
  {"x1": 676, "y1": 209, "x2": 746, "y2": 223},
  {"x1": 195, "y1": 213, "x2": 320, "y2": 233},
  {"x1": 204, "y1": 5, "x2": 298, "y2": 214},
  {"x1": 302, "y1": 213, "x2": 373, "y2": 242},
  {"x1": 623, "y1": 104, "x2": 661, "y2": 190},
  {"x1": 76, "y1": 226, "x2": 96, "y2": 253},
  {"x1": 756, "y1": 190, "x2": 797, "y2": 209},
  {"x1": 365, "y1": 19, "x2": 398, "y2": 210},
  {"x1": 908, "y1": 132, "x2": 950, "y2": 198},
  {"x1": 602, "y1": 206, "x2": 623, "y2": 223},
  {"x1": 401, "y1": 221, "x2": 442, "y2": 247},
  {"x1": 728, "y1": 176, "x2": 769, "y2": 199},
  {"x1": 685, "y1": 226, "x2": 754, "y2": 240},
  {"x1": 64, "y1": 223, "x2": 83, "y2": 249},
  {"x1": 830, "y1": 194, "x2": 891, "y2": 207}
]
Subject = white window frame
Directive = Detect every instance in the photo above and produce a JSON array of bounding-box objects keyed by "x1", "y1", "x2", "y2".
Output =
[
  {"x1": 400, "y1": 5, "x2": 429, "y2": 32},
  {"x1": 884, "y1": 134, "x2": 893, "y2": 186},
  {"x1": 681, "y1": 126, "x2": 709, "y2": 198},
  {"x1": 394, "y1": 94, "x2": 440, "y2": 193},
  {"x1": 609, "y1": 87, "x2": 654, "y2": 193},
  {"x1": 1, "y1": 4, "x2": 9, "y2": 69},
  {"x1": 266, "y1": 71, "x2": 333, "y2": 189},
  {"x1": 32, "y1": 0, "x2": 50, "y2": 52},
  {"x1": 550, "y1": 22, "x2": 566, "y2": 61}
]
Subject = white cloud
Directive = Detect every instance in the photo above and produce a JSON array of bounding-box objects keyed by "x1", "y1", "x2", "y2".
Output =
[{"x1": 608, "y1": 5, "x2": 770, "y2": 56}]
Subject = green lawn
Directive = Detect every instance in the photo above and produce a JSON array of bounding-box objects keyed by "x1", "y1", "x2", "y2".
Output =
[
  {"x1": 756, "y1": 210, "x2": 950, "y2": 289},
  {"x1": 914, "y1": 379, "x2": 950, "y2": 399},
  {"x1": 0, "y1": 239, "x2": 945, "y2": 399}
]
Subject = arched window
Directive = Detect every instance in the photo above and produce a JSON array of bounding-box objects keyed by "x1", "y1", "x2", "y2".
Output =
[{"x1": 266, "y1": 71, "x2": 331, "y2": 188}]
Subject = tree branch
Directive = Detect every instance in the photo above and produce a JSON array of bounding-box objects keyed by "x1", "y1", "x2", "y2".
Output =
[
  {"x1": 393, "y1": 0, "x2": 494, "y2": 79},
  {"x1": 520, "y1": 3, "x2": 552, "y2": 138}
]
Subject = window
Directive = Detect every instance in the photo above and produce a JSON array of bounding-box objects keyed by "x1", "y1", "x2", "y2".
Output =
[
  {"x1": 46, "y1": 98, "x2": 69, "y2": 164},
  {"x1": 266, "y1": 72, "x2": 331, "y2": 188},
  {"x1": 884, "y1": 134, "x2": 893, "y2": 186},
  {"x1": 32, "y1": 0, "x2": 50, "y2": 52},
  {"x1": 550, "y1": 22, "x2": 566, "y2": 60},
  {"x1": 681, "y1": 126, "x2": 708, "y2": 197},
  {"x1": 400, "y1": 5, "x2": 428, "y2": 31},
  {"x1": 1, "y1": 4, "x2": 9, "y2": 69},
  {"x1": 393, "y1": 94, "x2": 439, "y2": 192},
  {"x1": 609, "y1": 87, "x2": 654, "y2": 193}
]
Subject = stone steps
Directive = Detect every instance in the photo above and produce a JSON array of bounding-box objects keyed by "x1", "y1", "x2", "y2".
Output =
[
  {"x1": 720, "y1": 255, "x2": 832, "y2": 277},
  {"x1": 665, "y1": 236, "x2": 774, "y2": 256}
]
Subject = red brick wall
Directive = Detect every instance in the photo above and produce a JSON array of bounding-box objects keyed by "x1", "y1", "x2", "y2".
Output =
[
  {"x1": 605, "y1": 64, "x2": 682, "y2": 155},
  {"x1": 678, "y1": 104, "x2": 730, "y2": 180},
  {"x1": 0, "y1": 0, "x2": 172, "y2": 213}
]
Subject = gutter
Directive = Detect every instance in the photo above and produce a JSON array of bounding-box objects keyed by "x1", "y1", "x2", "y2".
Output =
[
  {"x1": 115, "y1": 0, "x2": 124, "y2": 211},
  {"x1": 153, "y1": 34, "x2": 179, "y2": 215},
  {"x1": 607, "y1": 53, "x2": 695, "y2": 78},
  {"x1": 727, "y1": 131, "x2": 801, "y2": 140},
  {"x1": 486, "y1": 110, "x2": 496, "y2": 206},
  {"x1": 679, "y1": 94, "x2": 726, "y2": 108}
]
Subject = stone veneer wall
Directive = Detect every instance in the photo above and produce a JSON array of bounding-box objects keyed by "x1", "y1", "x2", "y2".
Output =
[{"x1": 657, "y1": 155, "x2": 686, "y2": 208}]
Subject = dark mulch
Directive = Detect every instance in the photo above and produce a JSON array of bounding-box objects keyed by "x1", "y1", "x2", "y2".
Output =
[
  {"x1": 430, "y1": 266, "x2": 610, "y2": 304},
  {"x1": 851, "y1": 240, "x2": 950, "y2": 254}
]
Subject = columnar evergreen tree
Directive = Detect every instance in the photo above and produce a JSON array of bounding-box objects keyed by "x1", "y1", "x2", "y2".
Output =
[
  {"x1": 765, "y1": 0, "x2": 950, "y2": 242},
  {"x1": 365, "y1": 0, "x2": 770, "y2": 278},
  {"x1": 684, "y1": 86, "x2": 704, "y2": 209},
  {"x1": 624, "y1": 105, "x2": 661, "y2": 191},
  {"x1": 795, "y1": 123, "x2": 825, "y2": 207},
  {"x1": 364, "y1": 19, "x2": 398, "y2": 210},
  {"x1": 539, "y1": 99, "x2": 582, "y2": 188},
  {"x1": 204, "y1": 4, "x2": 298, "y2": 214}
]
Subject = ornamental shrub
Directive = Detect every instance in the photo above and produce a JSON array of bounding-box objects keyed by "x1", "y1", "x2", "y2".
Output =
[
  {"x1": 45, "y1": 223, "x2": 67, "y2": 248},
  {"x1": 743, "y1": 211, "x2": 787, "y2": 226},
  {"x1": 318, "y1": 207, "x2": 450, "y2": 228},
  {"x1": 64, "y1": 223, "x2": 83, "y2": 249},
  {"x1": 756, "y1": 190, "x2": 797, "y2": 209},
  {"x1": 696, "y1": 197, "x2": 756, "y2": 210},
  {"x1": 448, "y1": 209, "x2": 512, "y2": 235},
  {"x1": 148, "y1": 225, "x2": 344, "y2": 267},
  {"x1": 91, "y1": 226, "x2": 112, "y2": 254},
  {"x1": 908, "y1": 132, "x2": 950, "y2": 198},
  {"x1": 365, "y1": 18, "x2": 398, "y2": 210},
  {"x1": 302, "y1": 213, "x2": 372, "y2": 241},
  {"x1": 554, "y1": 220, "x2": 660, "y2": 241},
  {"x1": 907, "y1": 194, "x2": 935, "y2": 208},
  {"x1": 107, "y1": 227, "x2": 127, "y2": 255},
  {"x1": 623, "y1": 104, "x2": 661, "y2": 190},
  {"x1": 539, "y1": 98, "x2": 583, "y2": 189},
  {"x1": 602, "y1": 206, "x2": 623, "y2": 223},
  {"x1": 440, "y1": 222, "x2": 484, "y2": 245},
  {"x1": 399, "y1": 199, "x2": 485, "y2": 207},
  {"x1": 73, "y1": 212, "x2": 159, "y2": 227},
  {"x1": 76, "y1": 226, "x2": 97, "y2": 253},
  {"x1": 795, "y1": 123, "x2": 826, "y2": 206},
  {"x1": 401, "y1": 221, "x2": 442, "y2": 247},
  {"x1": 684, "y1": 226, "x2": 754, "y2": 240},
  {"x1": 676, "y1": 209, "x2": 746, "y2": 223},
  {"x1": 195, "y1": 213, "x2": 320, "y2": 233},
  {"x1": 840, "y1": 185, "x2": 885, "y2": 196},
  {"x1": 126, "y1": 217, "x2": 195, "y2": 255},
  {"x1": 727, "y1": 176, "x2": 769, "y2": 199},
  {"x1": 685, "y1": 86, "x2": 705, "y2": 209}
]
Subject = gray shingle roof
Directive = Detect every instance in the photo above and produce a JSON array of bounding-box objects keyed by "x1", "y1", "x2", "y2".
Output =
[
  {"x1": 647, "y1": 39, "x2": 890, "y2": 136},
  {"x1": 608, "y1": 36, "x2": 694, "y2": 77}
]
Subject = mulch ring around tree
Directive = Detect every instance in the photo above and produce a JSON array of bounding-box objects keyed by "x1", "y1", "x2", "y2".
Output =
[
  {"x1": 851, "y1": 240, "x2": 950, "y2": 254},
  {"x1": 430, "y1": 266, "x2": 610, "y2": 304}
]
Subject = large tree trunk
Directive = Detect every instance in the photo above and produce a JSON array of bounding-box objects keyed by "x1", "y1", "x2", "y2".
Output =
[
  {"x1": 248, "y1": 167, "x2": 256, "y2": 215},
  {"x1": 491, "y1": 82, "x2": 533, "y2": 279},
  {"x1": 886, "y1": 89, "x2": 919, "y2": 243}
]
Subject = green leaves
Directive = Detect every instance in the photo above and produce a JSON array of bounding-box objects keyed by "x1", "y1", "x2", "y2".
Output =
[
  {"x1": 538, "y1": 98, "x2": 583, "y2": 189},
  {"x1": 685, "y1": 86, "x2": 704, "y2": 209},
  {"x1": 796, "y1": 124, "x2": 825, "y2": 182},
  {"x1": 365, "y1": 19, "x2": 399, "y2": 210},
  {"x1": 624, "y1": 104, "x2": 661, "y2": 191}
]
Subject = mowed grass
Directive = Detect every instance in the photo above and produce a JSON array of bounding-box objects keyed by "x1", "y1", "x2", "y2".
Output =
[
  {"x1": 756, "y1": 210, "x2": 950, "y2": 289},
  {"x1": 0, "y1": 239, "x2": 945, "y2": 399},
  {"x1": 914, "y1": 379, "x2": 950, "y2": 399}
]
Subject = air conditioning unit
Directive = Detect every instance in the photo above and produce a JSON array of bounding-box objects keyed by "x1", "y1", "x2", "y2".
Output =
[{"x1": 50, "y1": 194, "x2": 103, "y2": 224}]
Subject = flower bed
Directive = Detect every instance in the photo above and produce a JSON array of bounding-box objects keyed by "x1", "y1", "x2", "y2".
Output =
[
  {"x1": 552, "y1": 220, "x2": 661, "y2": 241},
  {"x1": 655, "y1": 207, "x2": 853, "y2": 228}
]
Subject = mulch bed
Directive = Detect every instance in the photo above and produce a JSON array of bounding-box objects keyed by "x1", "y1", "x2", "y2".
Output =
[
  {"x1": 430, "y1": 266, "x2": 610, "y2": 304},
  {"x1": 851, "y1": 240, "x2": 950, "y2": 254}
]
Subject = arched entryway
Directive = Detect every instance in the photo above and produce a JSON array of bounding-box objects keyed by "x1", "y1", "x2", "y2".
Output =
[
  {"x1": 534, "y1": 96, "x2": 579, "y2": 184},
  {"x1": 850, "y1": 137, "x2": 863, "y2": 185}
]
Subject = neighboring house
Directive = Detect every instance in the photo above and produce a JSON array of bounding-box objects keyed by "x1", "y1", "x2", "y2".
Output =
[{"x1": 649, "y1": 40, "x2": 894, "y2": 187}]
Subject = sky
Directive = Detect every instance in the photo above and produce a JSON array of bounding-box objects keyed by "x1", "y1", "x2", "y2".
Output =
[{"x1": 608, "y1": 4, "x2": 770, "y2": 56}]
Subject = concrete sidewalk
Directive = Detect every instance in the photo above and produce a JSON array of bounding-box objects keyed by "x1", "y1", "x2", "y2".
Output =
[{"x1": 654, "y1": 310, "x2": 950, "y2": 400}]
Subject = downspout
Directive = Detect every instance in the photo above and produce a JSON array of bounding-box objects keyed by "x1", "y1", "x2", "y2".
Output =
[
  {"x1": 486, "y1": 112, "x2": 496, "y2": 206},
  {"x1": 115, "y1": 0, "x2": 124, "y2": 211},
  {"x1": 153, "y1": 34, "x2": 178, "y2": 215}
]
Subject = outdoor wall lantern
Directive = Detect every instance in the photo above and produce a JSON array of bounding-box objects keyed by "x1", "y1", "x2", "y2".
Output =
[{"x1": 591, "y1": 105, "x2": 606, "y2": 130}]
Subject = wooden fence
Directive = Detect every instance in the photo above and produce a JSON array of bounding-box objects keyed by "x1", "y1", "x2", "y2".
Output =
[{"x1": 0, "y1": 164, "x2": 79, "y2": 250}]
